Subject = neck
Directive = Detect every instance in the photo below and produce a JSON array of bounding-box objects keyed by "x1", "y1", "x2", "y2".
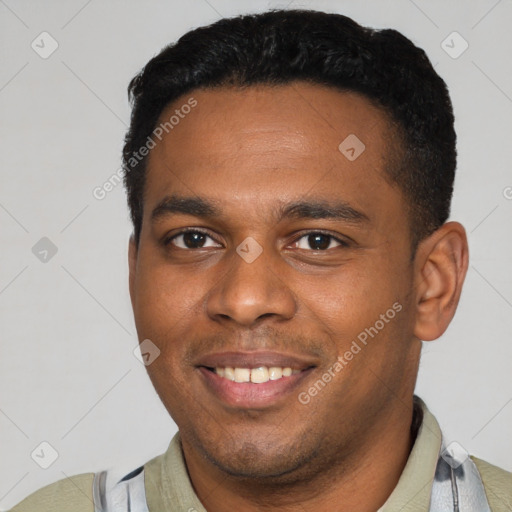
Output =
[{"x1": 182, "y1": 397, "x2": 419, "y2": 512}]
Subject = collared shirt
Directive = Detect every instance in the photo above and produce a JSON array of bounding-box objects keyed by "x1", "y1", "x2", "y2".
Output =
[{"x1": 10, "y1": 397, "x2": 512, "y2": 511}]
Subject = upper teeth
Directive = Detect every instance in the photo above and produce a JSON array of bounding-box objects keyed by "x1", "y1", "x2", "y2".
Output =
[{"x1": 215, "y1": 366, "x2": 299, "y2": 383}]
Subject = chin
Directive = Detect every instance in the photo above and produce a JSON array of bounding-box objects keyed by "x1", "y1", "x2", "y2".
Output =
[{"x1": 197, "y1": 431, "x2": 320, "y2": 482}]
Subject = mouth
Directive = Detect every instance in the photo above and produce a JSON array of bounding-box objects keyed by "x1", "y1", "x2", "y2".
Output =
[
  {"x1": 195, "y1": 351, "x2": 317, "y2": 409},
  {"x1": 211, "y1": 365, "x2": 300, "y2": 383}
]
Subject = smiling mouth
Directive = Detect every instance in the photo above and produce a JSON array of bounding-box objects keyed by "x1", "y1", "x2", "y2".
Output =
[
  {"x1": 199, "y1": 364, "x2": 315, "y2": 409},
  {"x1": 195, "y1": 351, "x2": 318, "y2": 407},
  {"x1": 205, "y1": 366, "x2": 301, "y2": 383}
]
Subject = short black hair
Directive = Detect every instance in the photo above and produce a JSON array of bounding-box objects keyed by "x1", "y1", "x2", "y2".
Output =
[{"x1": 123, "y1": 9, "x2": 456, "y2": 249}]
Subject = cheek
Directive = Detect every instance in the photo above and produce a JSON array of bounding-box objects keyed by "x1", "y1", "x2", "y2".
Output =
[
  {"x1": 132, "y1": 253, "x2": 223, "y2": 372},
  {"x1": 296, "y1": 260, "x2": 400, "y2": 340},
  {"x1": 133, "y1": 253, "x2": 206, "y2": 335}
]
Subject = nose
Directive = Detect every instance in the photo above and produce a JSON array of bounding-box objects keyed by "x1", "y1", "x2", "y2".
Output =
[{"x1": 205, "y1": 242, "x2": 296, "y2": 327}]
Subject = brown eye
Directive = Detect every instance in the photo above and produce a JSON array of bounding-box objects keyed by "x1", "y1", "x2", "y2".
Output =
[
  {"x1": 166, "y1": 230, "x2": 221, "y2": 249},
  {"x1": 293, "y1": 232, "x2": 346, "y2": 251}
]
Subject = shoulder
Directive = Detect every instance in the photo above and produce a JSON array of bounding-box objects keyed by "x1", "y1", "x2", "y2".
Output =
[
  {"x1": 472, "y1": 456, "x2": 512, "y2": 511},
  {"x1": 8, "y1": 473, "x2": 95, "y2": 512}
]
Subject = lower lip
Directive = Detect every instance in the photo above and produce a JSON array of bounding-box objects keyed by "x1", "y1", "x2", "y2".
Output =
[{"x1": 198, "y1": 367, "x2": 314, "y2": 409}]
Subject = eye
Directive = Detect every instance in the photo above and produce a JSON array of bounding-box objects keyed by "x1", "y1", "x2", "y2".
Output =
[
  {"x1": 165, "y1": 229, "x2": 221, "y2": 249},
  {"x1": 292, "y1": 232, "x2": 347, "y2": 251},
  {"x1": 164, "y1": 229, "x2": 349, "y2": 252}
]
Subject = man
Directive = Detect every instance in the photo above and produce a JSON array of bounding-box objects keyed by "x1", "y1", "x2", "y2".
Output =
[{"x1": 10, "y1": 8, "x2": 511, "y2": 512}]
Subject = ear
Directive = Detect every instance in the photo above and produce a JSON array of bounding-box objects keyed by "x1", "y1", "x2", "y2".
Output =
[
  {"x1": 128, "y1": 235, "x2": 138, "y2": 310},
  {"x1": 413, "y1": 222, "x2": 469, "y2": 341}
]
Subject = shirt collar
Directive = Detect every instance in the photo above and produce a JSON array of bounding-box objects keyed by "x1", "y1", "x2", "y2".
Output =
[{"x1": 378, "y1": 396, "x2": 442, "y2": 511}]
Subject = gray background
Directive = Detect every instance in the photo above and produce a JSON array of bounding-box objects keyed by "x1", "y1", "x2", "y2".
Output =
[{"x1": 1, "y1": 0, "x2": 511, "y2": 508}]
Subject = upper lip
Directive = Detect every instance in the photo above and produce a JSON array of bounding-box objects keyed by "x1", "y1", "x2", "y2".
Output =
[{"x1": 195, "y1": 351, "x2": 317, "y2": 371}]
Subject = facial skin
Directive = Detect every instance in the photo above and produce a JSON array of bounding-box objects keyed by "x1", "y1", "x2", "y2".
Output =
[{"x1": 129, "y1": 83, "x2": 468, "y2": 511}]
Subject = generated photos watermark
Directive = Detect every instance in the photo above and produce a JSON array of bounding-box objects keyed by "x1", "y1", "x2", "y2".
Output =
[
  {"x1": 93, "y1": 96, "x2": 197, "y2": 200},
  {"x1": 298, "y1": 301, "x2": 403, "y2": 405}
]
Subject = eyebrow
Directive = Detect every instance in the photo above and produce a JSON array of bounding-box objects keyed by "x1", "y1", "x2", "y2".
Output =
[{"x1": 151, "y1": 195, "x2": 369, "y2": 224}]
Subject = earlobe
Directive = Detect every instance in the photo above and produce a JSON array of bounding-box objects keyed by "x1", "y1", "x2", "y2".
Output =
[{"x1": 413, "y1": 222, "x2": 469, "y2": 341}]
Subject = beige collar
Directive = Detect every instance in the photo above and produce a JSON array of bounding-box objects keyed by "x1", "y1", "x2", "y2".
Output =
[{"x1": 378, "y1": 396, "x2": 442, "y2": 511}]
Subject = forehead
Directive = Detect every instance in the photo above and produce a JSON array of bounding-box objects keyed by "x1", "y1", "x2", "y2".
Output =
[
  {"x1": 143, "y1": 82, "x2": 404, "y2": 230},
  {"x1": 155, "y1": 82, "x2": 390, "y2": 155}
]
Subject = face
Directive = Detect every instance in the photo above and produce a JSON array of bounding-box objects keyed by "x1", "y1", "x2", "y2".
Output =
[{"x1": 129, "y1": 83, "x2": 422, "y2": 482}]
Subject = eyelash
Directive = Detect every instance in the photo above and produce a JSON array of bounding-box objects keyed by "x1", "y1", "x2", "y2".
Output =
[{"x1": 163, "y1": 228, "x2": 350, "y2": 251}]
